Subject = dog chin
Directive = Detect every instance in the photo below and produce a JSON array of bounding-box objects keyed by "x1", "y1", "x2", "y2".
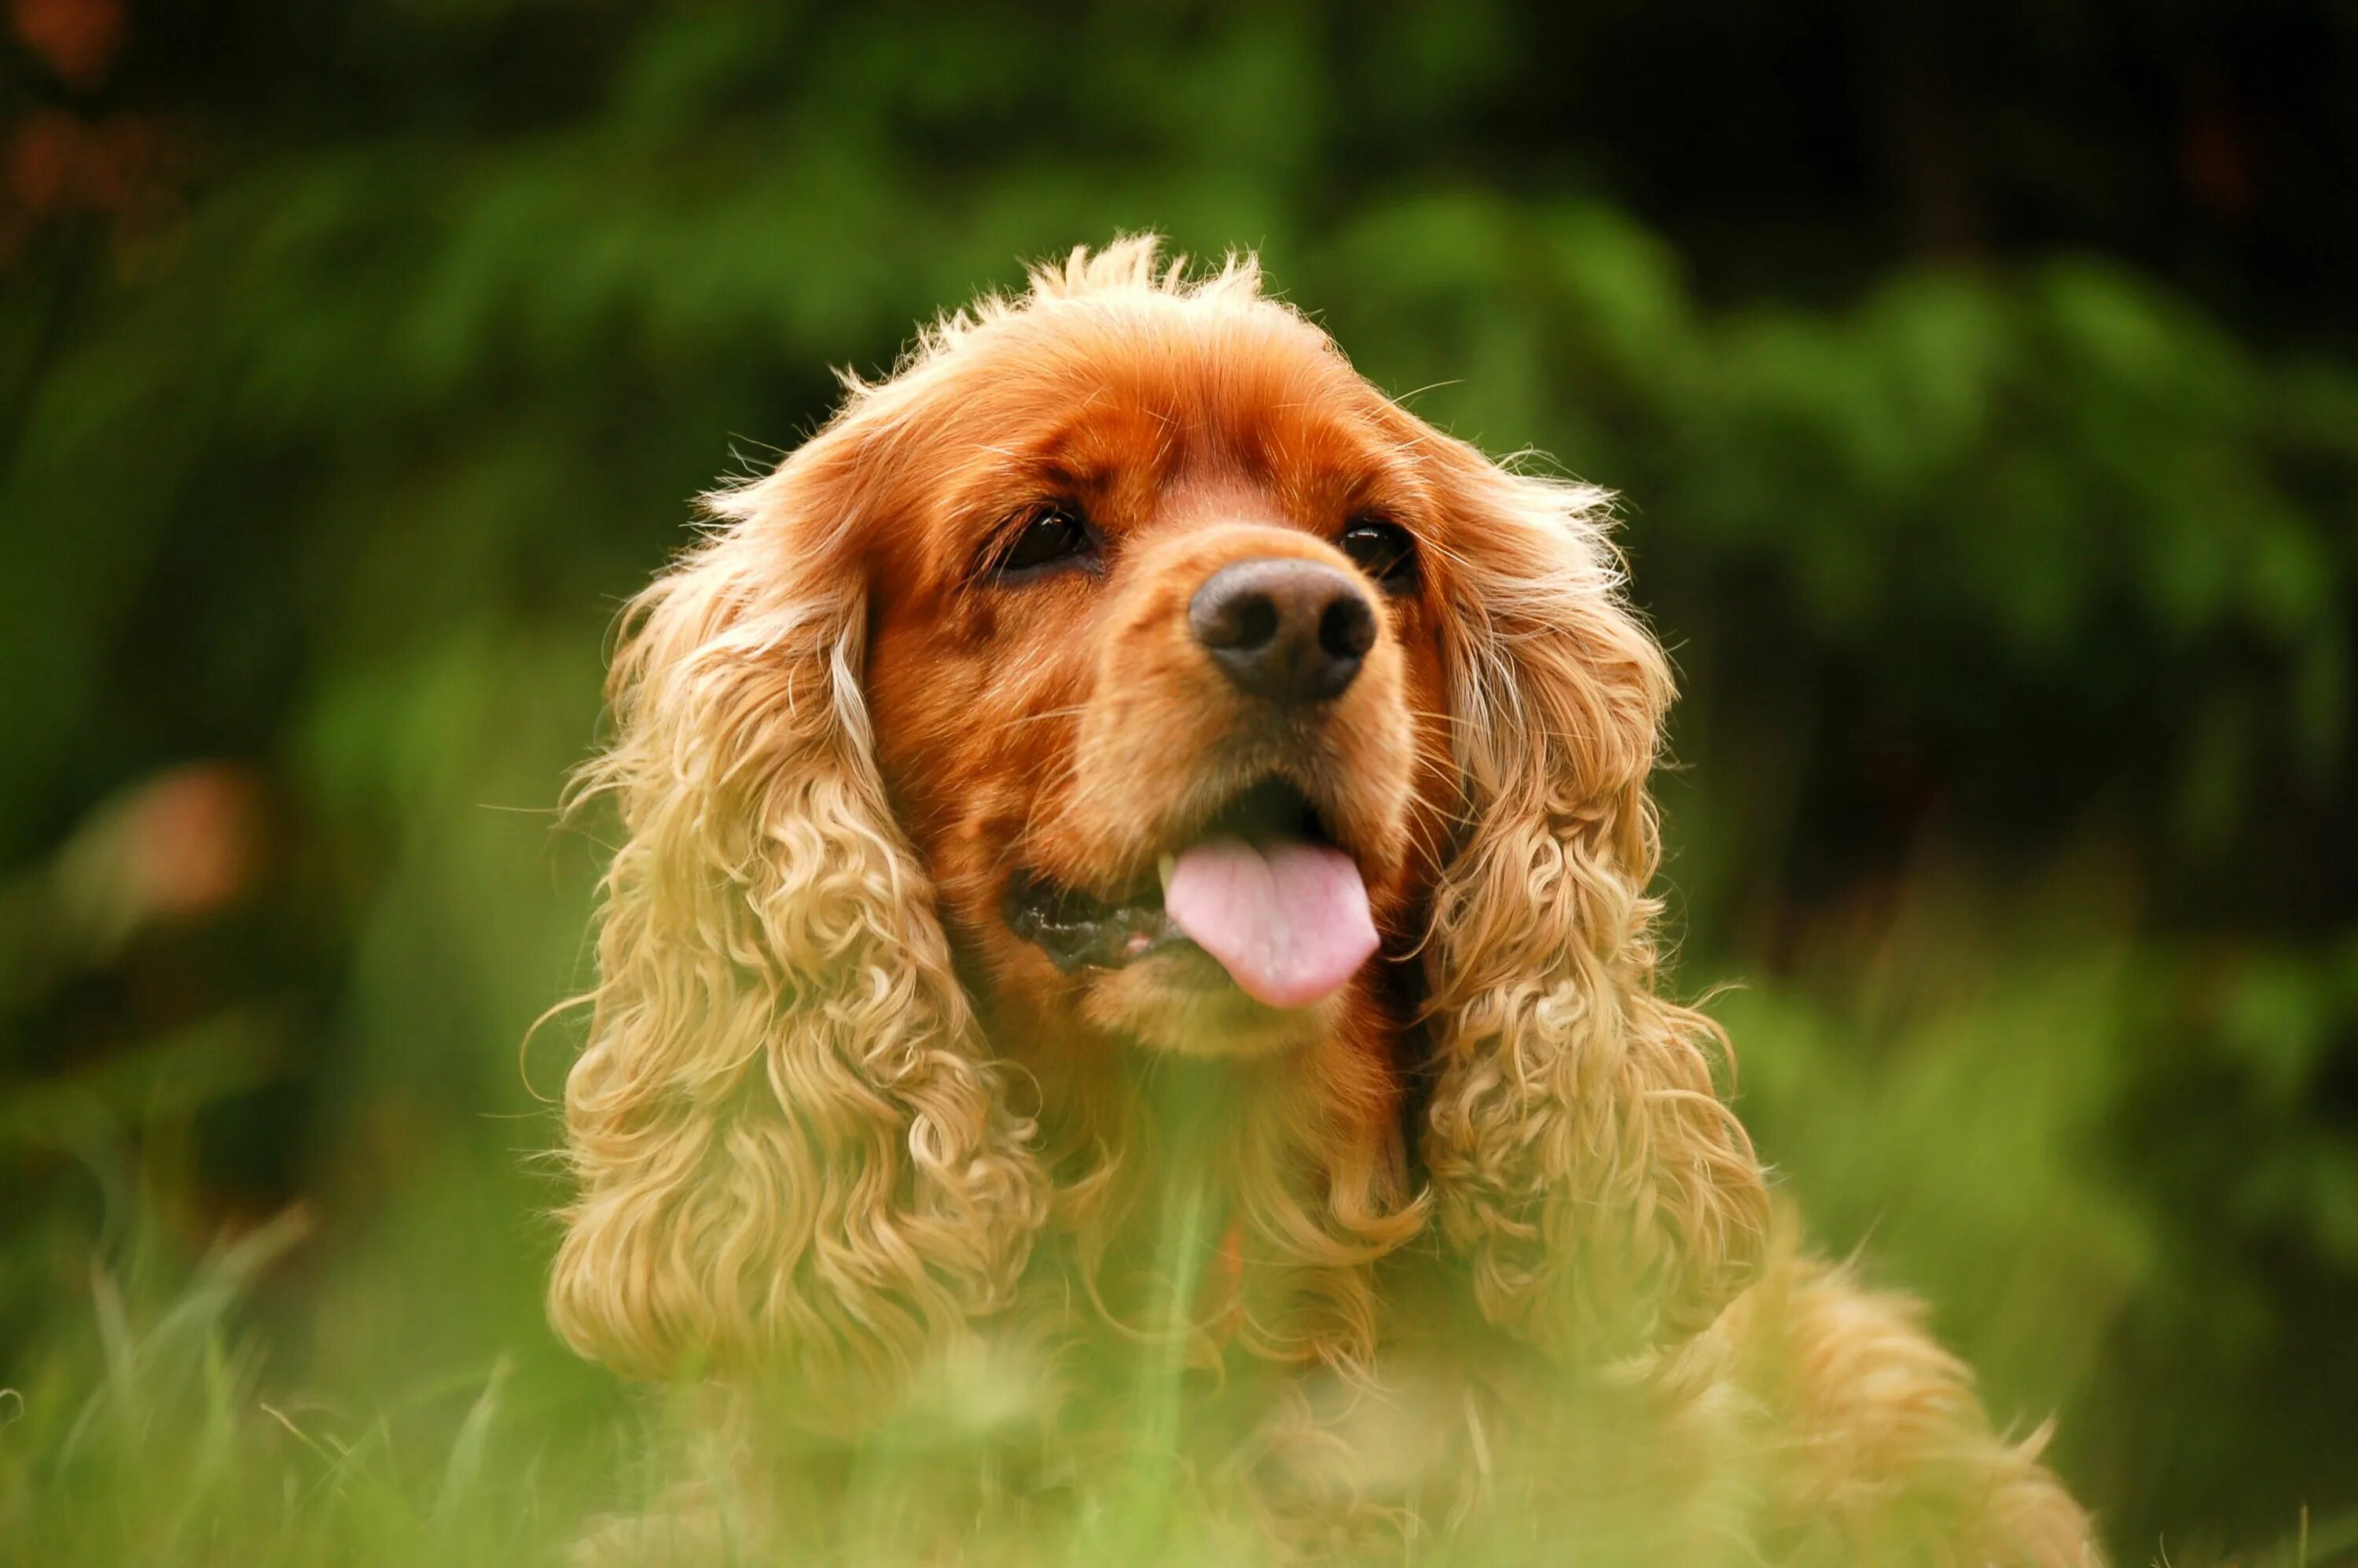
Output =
[{"x1": 1079, "y1": 948, "x2": 1350, "y2": 1057}]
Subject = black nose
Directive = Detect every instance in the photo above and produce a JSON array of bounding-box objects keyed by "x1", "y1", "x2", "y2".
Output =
[{"x1": 1188, "y1": 558, "x2": 1377, "y2": 704}]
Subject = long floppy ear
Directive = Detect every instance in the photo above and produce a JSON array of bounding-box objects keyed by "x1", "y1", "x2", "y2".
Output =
[
  {"x1": 1412, "y1": 433, "x2": 1768, "y2": 1364},
  {"x1": 548, "y1": 434, "x2": 1047, "y2": 1428}
]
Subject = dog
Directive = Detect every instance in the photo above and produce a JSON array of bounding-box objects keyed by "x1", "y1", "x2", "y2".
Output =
[{"x1": 547, "y1": 238, "x2": 2102, "y2": 1566}]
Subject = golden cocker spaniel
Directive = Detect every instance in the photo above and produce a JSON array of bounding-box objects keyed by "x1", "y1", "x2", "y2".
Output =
[{"x1": 548, "y1": 240, "x2": 2102, "y2": 1566}]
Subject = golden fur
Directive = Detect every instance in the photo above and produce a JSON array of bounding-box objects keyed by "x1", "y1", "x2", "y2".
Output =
[{"x1": 549, "y1": 239, "x2": 2102, "y2": 1565}]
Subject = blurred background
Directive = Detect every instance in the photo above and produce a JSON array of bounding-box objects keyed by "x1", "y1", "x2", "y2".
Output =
[{"x1": 3, "y1": 2, "x2": 2355, "y2": 1562}]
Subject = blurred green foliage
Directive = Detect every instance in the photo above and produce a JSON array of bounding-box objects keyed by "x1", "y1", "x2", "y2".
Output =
[{"x1": 2, "y1": 2, "x2": 2354, "y2": 1562}]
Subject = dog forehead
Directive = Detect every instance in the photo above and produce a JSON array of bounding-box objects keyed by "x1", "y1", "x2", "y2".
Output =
[
  {"x1": 849, "y1": 296, "x2": 1433, "y2": 601},
  {"x1": 959, "y1": 302, "x2": 1386, "y2": 477}
]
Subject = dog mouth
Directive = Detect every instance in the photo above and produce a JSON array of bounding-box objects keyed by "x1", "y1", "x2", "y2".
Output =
[{"x1": 1002, "y1": 777, "x2": 1380, "y2": 1011}]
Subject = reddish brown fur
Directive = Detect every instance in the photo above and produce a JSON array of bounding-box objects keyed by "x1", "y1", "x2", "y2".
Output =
[
  {"x1": 550, "y1": 240, "x2": 2103, "y2": 1565},
  {"x1": 861, "y1": 298, "x2": 1453, "y2": 1250}
]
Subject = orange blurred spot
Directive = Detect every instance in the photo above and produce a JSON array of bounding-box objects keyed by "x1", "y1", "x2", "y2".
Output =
[
  {"x1": 123, "y1": 762, "x2": 269, "y2": 920},
  {"x1": 10, "y1": 0, "x2": 125, "y2": 90},
  {"x1": 6, "y1": 109, "x2": 160, "y2": 218}
]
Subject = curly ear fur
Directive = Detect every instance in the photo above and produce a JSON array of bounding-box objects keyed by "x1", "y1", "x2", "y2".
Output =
[
  {"x1": 1416, "y1": 439, "x2": 1769, "y2": 1364},
  {"x1": 548, "y1": 436, "x2": 1047, "y2": 1428}
]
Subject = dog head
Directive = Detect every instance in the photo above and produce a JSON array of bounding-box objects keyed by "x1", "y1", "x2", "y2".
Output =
[{"x1": 548, "y1": 241, "x2": 1766, "y2": 1423}]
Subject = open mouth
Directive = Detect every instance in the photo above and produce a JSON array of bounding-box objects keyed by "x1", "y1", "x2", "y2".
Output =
[{"x1": 1002, "y1": 778, "x2": 1379, "y2": 1011}]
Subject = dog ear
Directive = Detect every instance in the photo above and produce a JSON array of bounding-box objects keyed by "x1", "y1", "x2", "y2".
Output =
[
  {"x1": 1409, "y1": 430, "x2": 1768, "y2": 1364},
  {"x1": 547, "y1": 431, "x2": 1046, "y2": 1429}
]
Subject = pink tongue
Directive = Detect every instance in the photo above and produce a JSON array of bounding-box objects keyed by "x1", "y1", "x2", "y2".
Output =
[{"x1": 1162, "y1": 839, "x2": 1378, "y2": 1009}]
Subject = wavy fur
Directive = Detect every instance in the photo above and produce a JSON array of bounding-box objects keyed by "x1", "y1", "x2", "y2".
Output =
[
  {"x1": 548, "y1": 432, "x2": 1047, "y2": 1430},
  {"x1": 1412, "y1": 443, "x2": 1771, "y2": 1361},
  {"x1": 550, "y1": 238, "x2": 2099, "y2": 1565}
]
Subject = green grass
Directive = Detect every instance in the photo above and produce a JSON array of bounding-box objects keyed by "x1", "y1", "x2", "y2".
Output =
[{"x1": 4, "y1": 857, "x2": 2352, "y2": 1566}]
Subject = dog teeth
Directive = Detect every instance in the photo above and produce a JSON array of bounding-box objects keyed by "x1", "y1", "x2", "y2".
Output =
[{"x1": 1157, "y1": 853, "x2": 1177, "y2": 893}]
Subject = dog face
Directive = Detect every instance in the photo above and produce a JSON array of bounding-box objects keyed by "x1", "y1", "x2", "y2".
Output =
[{"x1": 860, "y1": 298, "x2": 1456, "y2": 1062}]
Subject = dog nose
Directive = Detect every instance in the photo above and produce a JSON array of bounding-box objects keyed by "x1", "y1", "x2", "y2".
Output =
[{"x1": 1189, "y1": 558, "x2": 1377, "y2": 703}]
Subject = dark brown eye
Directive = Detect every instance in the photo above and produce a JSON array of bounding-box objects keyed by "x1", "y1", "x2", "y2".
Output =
[
  {"x1": 1339, "y1": 517, "x2": 1418, "y2": 594},
  {"x1": 998, "y1": 502, "x2": 1094, "y2": 578}
]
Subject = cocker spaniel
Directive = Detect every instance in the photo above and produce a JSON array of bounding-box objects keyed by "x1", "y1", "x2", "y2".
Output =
[{"x1": 549, "y1": 239, "x2": 2102, "y2": 1566}]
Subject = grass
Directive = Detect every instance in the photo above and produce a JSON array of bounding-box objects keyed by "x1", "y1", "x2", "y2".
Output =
[{"x1": 3, "y1": 860, "x2": 2352, "y2": 1566}]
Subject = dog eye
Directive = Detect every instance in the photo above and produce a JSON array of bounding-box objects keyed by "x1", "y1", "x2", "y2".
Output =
[
  {"x1": 1339, "y1": 518, "x2": 1419, "y2": 593},
  {"x1": 997, "y1": 503, "x2": 1094, "y2": 578}
]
